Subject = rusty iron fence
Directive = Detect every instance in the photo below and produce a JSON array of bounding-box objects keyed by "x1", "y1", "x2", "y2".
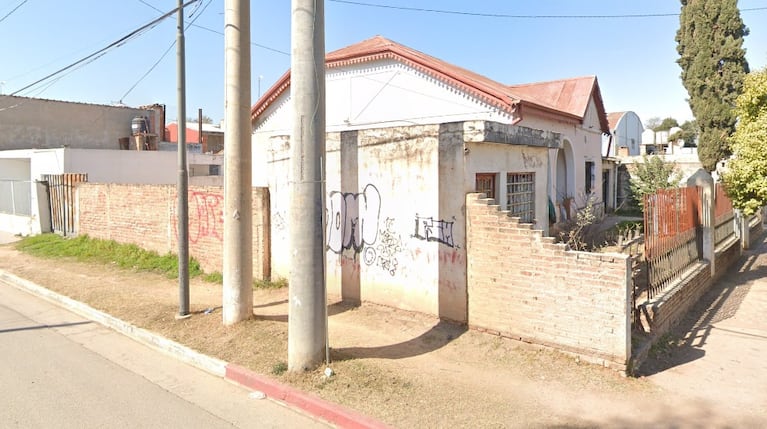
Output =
[
  {"x1": 41, "y1": 173, "x2": 88, "y2": 236},
  {"x1": 643, "y1": 186, "x2": 703, "y2": 299},
  {"x1": 714, "y1": 184, "x2": 735, "y2": 247}
]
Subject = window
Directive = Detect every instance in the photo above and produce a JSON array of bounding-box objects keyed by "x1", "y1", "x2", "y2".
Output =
[
  {"x1": 475, "y1": 173, "x2": 496, "y2": 201},
  {"x1": 585, "y1": 161, "x2": 595, "y2": 194},
  {"x1": 506, "y1": 172, "x2": 535, "y2": 222}
]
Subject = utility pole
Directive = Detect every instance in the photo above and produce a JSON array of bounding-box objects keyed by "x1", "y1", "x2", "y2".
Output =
[
  {"x1": 176, "y1": 0, "x2": 190, "y2": 319},
  {"x1": 222, "y1": 0, "x2": 253, "y2": 325},
  {"x1": 288, "y1": 0, "x2": 327, "y2": 371}
]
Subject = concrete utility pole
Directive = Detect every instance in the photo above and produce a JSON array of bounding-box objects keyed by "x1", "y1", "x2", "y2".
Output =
[
  {"x1": 288, "y1": 0, "x2": 327, "y2": 371},
  {"x1": 222, "y1": 0, "x2": 253, "y2": 325},
  {"x1": 176, "y1": 0, "x2": 190, "y2": 319}
]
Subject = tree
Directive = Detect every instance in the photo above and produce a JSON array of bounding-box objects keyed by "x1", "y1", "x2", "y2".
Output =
[
  {"x1": 676, "y1": 0, "x2": 749, "y2": 171},
  {"x1": 186, "y1": 114, "x2": 214, "y2": 124},
  {"x1": 656, "y1": 117, "x2": 680, "y2": 131},
  {"x1": 629, "y1": 155, "x2": 683, "y2": 210},
  {"x1": 670, "y1": 120, "x2": 699, "y2": 146},
  {"x1": 721, "y1": 67, "x2": 767, "y2": 215},
  {"x1": 644, "y1": 116, "x2": 661, "y2": 131}
]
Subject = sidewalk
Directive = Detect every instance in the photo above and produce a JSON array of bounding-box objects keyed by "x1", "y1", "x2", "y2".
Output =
[
  {"x1": 638, "y1": 233, "x2": 767, "y2": 418},
  {"x1": 1, "y1": 236, "x2": 766, "y2": 427}
]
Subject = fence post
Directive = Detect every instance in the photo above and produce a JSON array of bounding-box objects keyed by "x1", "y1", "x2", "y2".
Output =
[{"x1": 688, "y1": 170, "x2": 715, "y2": 277}]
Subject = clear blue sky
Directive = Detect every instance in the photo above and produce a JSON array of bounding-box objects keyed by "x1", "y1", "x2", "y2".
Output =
[{"x1": 2, "y1": 0, "x2": 766, "y2": 127}]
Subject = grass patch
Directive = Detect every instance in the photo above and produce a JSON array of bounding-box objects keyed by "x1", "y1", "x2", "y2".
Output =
[
  {"x1": 254, "y1": 277, "x2": 288, "y2": 289},
  {"x1": 271, "y1": 361, "x2": 288, "y2": 375},
  {"x1": 15, "y1": 234, "x2": 212, "y2": 280}
]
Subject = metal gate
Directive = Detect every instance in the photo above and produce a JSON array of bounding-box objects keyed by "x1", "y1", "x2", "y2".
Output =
[{"x1": 41, "y1": 173, "x2": 88, "y2": 236}]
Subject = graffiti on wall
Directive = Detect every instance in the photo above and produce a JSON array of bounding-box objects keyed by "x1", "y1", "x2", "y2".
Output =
[
  {"x1": 522, "y1": 152, "x2": 543, "y2": 169},
  {"x1": 413, "y1": 214, "x2": 456, "y2": 248},
  {"x1": 326, "y1": 184, "x2": 381, "y2": 254},
  {"x1": 362, "y1": 217, "x2": 403, "y2": 276},
  {"x1": 173, "y1": 191, "x2": 224, "y2": 244}
]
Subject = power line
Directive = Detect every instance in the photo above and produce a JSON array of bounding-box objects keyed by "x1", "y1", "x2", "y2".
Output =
[
  {"x1": 11, "y1": 0, "x2": 200, "y2": 96},
  {"x1": 120, "y1": 0, "x2": 213, "y2": 102},
  {"x1": 328, "y1": 0, "x2": 767, "y2": 19},
  {"x1": 0, "y1": 0, "x2": 27, "y2": 24},
  {"x1": 136, "y1": 0, "x2": 289, "y2": 55}
]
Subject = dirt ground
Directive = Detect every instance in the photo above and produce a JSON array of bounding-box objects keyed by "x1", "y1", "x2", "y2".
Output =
[{"x1": 1, "y1": 241, "x2": 765, "y2": 428}]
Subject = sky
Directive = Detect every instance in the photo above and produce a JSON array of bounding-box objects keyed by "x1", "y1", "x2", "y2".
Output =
[{"x1": 1, "y1": 0, "x2": 766, "y2": 127}]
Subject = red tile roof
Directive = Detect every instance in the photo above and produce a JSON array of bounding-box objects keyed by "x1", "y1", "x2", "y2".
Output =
[
  {"x1": 607, "y1": 112, "x2": 626, "y2": 132},
  {"x1": 252, "y1": 35, "x2": 610, "y2": 134}
]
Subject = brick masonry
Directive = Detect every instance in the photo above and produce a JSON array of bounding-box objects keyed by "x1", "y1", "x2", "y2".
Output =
[
  {"x1": 465, "y1": 193, "x2": 632, "y2": 369},
  {"x1": 76, "y1": 183, "x2": 270, "y2": 279}
]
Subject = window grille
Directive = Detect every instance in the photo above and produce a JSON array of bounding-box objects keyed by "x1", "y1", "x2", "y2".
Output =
[{"x1": 506, "y1": 172, "x2": 535, "y2": 222}]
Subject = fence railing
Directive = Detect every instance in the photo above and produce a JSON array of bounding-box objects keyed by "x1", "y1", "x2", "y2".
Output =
[
  {"x1": 41, "y1": 173, "x2": 88, "y2": 236},
  {"x1": 643, "y1": 186, "x2": 703, "y2": 299},
  {"x1": 0, "y1": 179, "x2": 33, "y2": 216}
]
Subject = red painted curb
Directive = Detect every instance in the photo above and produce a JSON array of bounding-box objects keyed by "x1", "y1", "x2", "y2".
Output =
[{"x1": 225, "y1": 364, "x2": 392, "y2": 429}]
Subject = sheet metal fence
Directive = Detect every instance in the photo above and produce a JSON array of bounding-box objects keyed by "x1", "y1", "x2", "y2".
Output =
[{"x1": 41, "y1": 173, "x2": 88, "y2": 236}]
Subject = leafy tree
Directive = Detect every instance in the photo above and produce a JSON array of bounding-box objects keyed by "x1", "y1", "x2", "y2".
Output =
[
  {"x1": 629, "y1": 155, "x2": 683, "y2": 210},
  {"x1": 721, "y1": 67, "x2": 767, "y2": 215},
  {"x1": 676, "y1": 0, "x2": 749, "y2": 171},
  {"x1": 670, "y1": 120, "x2": 699, "y2": 146},
  {"x1": 656, "y1": 117, "x2": 680, "y2": 131}
]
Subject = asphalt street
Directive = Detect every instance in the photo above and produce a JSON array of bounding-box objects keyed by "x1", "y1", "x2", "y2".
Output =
[{"x1": 0, "y1": 281, "x2": 329, "y2": 429}]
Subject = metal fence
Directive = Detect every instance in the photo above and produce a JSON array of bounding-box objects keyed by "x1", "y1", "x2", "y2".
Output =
[
  {"x1": 714, "y1": 184, "x2": 735, "y2": 247},
  {"x1": 0, "y1": 179, "x2": 33, "y2": 216},
  {"x1": 643, "y1": 186, "x2": 703, "y2": 299}
]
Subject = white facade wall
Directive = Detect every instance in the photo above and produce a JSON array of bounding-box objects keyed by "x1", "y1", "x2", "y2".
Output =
[
  {"x1": 517, "y1": 99, "x2": 605, "y2": 212},
  {"x1": 253, "y1": 60, "x2": 514, "y2": 185},
  {"x1": 265, "y1": 125, "x2": 463, "y2": 319}
]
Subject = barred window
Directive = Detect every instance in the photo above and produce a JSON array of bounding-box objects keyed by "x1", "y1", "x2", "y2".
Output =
[
  {"x1": 507, "y1": 172, "x2": 535, "y2": 222},
  {"x1": 475, "y1": 173, "x2": 496, "y2": 201}
]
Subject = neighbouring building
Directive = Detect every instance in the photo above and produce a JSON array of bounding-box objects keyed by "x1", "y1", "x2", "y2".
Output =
[
  {"x1": 165, "y1": 121, "x2": 225, "y2": 154},
  {"x1": 603, "y1": 111, "x2": 643, "y2": 157}
]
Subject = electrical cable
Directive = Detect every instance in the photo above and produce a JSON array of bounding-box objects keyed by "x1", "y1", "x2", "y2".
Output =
[
  {"x1": 136, "y1": 0, "x2": 289, "y2": 55},
  {"x1": 120, "y1": 0, "x2": 212, "y2": 102},
  {"x1": 328, "y1": 0, "x2": 767, "y2": 19},
  {"x1": 0, "y1": 0, "x2": 27, "y2": 24},
  {"x1": 10, "y1": 0, "x2": 200, "y2": 96}
]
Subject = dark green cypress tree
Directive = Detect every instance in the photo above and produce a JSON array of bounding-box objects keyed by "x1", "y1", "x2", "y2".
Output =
[{"x1": 676, "y1": 0, "x2": 749, "y2": 171}]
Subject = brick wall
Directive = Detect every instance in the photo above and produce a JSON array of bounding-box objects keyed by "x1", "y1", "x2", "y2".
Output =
[
  {"x1": 76, "y1": 183, "x2": 270, "y2": 279},
  {"x1": 639, "y1": 262, "x2": 711, "y2": 336},
  {"x1": 466, "y1": 193, "x2": 631, "y2": 369}
]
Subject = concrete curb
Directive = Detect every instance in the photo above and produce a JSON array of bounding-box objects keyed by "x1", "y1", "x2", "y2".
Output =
[
  {"x1": 226, "y1": 364, "x2": 391, "y2": 429},
  {"x1": 0, "y1": 269, "x2": 391, "y2": 429}
]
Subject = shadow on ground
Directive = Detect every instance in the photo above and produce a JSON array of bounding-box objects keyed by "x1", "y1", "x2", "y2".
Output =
[
  {"x1": 331, "y1": 319, "x2": 467, "y2": 360},
  {"x1": 637, "y1": 236, "x2": 766, "y2": 376}
]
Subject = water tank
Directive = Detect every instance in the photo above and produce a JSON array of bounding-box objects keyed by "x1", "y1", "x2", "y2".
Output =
[{"x1": 131, "y1": 116, "x2": 148, "y2": 134}]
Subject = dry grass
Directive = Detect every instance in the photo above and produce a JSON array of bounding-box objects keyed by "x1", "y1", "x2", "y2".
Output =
[{"x1": 0, "y1": 241, "x2": 662, "y2": 428}]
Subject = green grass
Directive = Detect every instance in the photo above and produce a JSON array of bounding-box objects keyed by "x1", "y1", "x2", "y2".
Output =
[
  {"x1": 15, "y1": 234, "x2": 204, "y2": 279},
  {"x1": 15, "y1": 234, "x2": 289, "y2": 290}
]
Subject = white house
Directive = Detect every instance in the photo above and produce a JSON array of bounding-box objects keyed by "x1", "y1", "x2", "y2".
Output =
[{"x1": 250, "y1": 35, "x2": 607, "y2": 321}]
